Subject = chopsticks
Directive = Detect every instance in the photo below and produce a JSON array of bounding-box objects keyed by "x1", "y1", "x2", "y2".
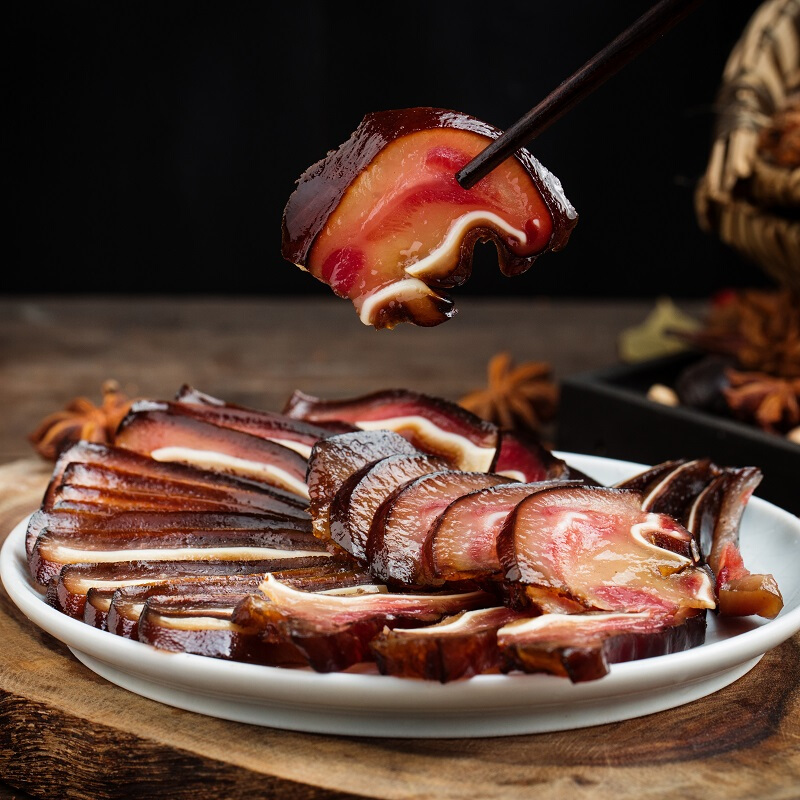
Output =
[{"x1": 456, "y1": 0, "x2": 706, "y2": 189}]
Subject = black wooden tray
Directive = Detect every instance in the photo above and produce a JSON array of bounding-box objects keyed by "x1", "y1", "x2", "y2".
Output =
[{"x1": 557, "y1": 353, "x2": 800, "y2": 515}]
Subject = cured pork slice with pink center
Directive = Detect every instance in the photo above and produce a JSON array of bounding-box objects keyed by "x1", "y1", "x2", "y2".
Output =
[
  {"x1": 496, "y1": 485, "x2": 716, "y2": 616},
  {"x1": 368, "y1": 470, "x2": 510, "y2": 588},
  {"x1": 285, "y1": 388, "x2": 499, "y2": 472},
  {"x1": 166, "y1": 392, "x2": 340, "y2": 457},
  {"x1": 498, "y1": 608, "x2": 707, "y2": 683},
  {"x1": 429, "y1": 481, "x2": 573, "y2": 582},
  {"x1": 371, "y1": 606, "x2": 522, "y2": 682},
  {"x1": 305, "y1": 430, "x2": 420, "y2": 545},
  {"x1": 232, "y1": 575, "x2": 494, "y2": 672},
  {"x1": 329, "y1": 453, "x2": 448, "y2": 562},
  {"x1": 690, "y1": 467, "x2": 783, "y2": 619},
  {"x1": 114, "y1": 403, "x2": 310, "y2": 498},
  {"x1": 281, "y1": 108, "x2": 576, "y2": 329}
]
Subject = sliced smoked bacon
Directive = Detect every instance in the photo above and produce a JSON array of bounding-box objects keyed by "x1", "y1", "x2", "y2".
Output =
[
  {"x1": 281, "y1": 107, "x2": 576, "y2": 329},
  {"x1": 367, "y1": 470, "x2": 510, "y2": 588},
  {"x1": 428, "y1": 481, "x2": 573, "y2": 582},
  {"x1": 24, "y1": 384, "x2": 780, "y2": 682},
  {"x1": 305, "y1": 430, "x2": 420, "y2": 546},
  {"x1": 28, "y1": 509, "x2": 323, "y2": 585},
  {"x1": 41, "y1": 442, "x2": 306, "y2": 518},
  {"x1": 690, "y1": 467, "x2": 783, "y2": 619},
  {"x1": 329, "y1": 453, "x2": 448, "y2": 562},
  {"x1": 115, "y1": 403, "x2": 309, "y2": 498},
  {"x1": 232, "y1": 575, "x2": 494, "y2": 672},
  {"x1": 172, "y1": 388, "x2": 340, "y2": 457},
  {"x1": 48, "y1": 555, "x2": 342, "y2": 620},
  {"x1": 285, "y1": 389, "x2": 499, "y2": 472}
]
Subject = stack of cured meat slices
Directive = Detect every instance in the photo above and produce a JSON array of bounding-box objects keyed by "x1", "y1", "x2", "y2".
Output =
[{"x1": 27, "y1": 386, "x2": 783, "y2": 683}]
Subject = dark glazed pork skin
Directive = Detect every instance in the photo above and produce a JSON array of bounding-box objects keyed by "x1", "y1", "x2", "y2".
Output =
[
  {"x1": 498, "y1": 609, "x2": 707, "y2": 682},
  {"x1": 692, "y1": 468, "x2": 783, "y2": 619},
  {"x1": 371, "y1": 606, "x2": 521, "y2": 681},
  {"x1": 305, "y1": 430, "x2": 420, "y2": 546},
  {"x1": 329, "y1": 453, "x2": 448, "y2": 562},
  {"x1": 55, "y1": 462, "x2": 304, "y2": 516},
  {"x1": 30, "y1": 521, "x2": 327, "y2": 585},
  {"x1": 233, "y1": 575, "x2": 493, "y2": 672},
  {"x1": 285, "y1": 388, "x2": 499, "y2": 472},
  {"x1": 282, "y1": 108, "x2": 576, "y2": 329},
  {"x1": 639, "y1": 459, "x2": 720, "y2": 530},
  {"x1": 169, "y1": 392, "x2": 337, "y2": 455},
  {"x1": 41, "y1": 442, "x2": 306, "y2": 516},
  {"x1": 104, "y1": 565, "x2": 373, "y2": 638},
  {"x1": 136, "y1": 595, "x2": 306, "y2": 665},
  {"x1": 26, "y1": 506, "x2": 306, "y2": 561},
  {"x1": 367, "y1": 470, "x2": 509, "y2": 588},
  {"x1": 48, "y1": 556, "x2": 341, "y2": 619}
]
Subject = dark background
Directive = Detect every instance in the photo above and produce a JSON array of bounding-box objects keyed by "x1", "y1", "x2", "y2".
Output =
[{"x1": 8, "y1": 0, "x2": 771, "y2": 298}]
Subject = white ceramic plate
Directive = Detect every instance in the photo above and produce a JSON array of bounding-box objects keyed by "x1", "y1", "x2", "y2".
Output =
[{"x1": 2, "y1": 453, "x2": 799, "y2": 738}]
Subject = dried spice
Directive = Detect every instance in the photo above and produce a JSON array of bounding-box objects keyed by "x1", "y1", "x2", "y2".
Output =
[
  {"x1": 724, "y1": 369, "x2": 800, "y2": 434},
  {"x1": 460, "y1": 353, "x2": 558, "y2": 433},
  {"x1": 683, "y1": 288, "x2": 800, "y2": 379},
  {"x1": 29, "y1": 380, "x2": 134, "y2": 460}
]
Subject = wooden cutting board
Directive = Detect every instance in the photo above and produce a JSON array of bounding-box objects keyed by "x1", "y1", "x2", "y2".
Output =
[{"x1": 1, "y1": 458, "x2": 798, "y2": 800}]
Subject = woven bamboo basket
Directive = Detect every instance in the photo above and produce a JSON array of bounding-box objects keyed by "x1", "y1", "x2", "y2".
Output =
[{"x1": 695, "y1": 0, "x2": 800, "y2": 290}]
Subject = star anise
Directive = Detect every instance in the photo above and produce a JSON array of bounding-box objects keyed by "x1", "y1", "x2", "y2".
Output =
[
  {"x1": 460, "y1": 353, "x2": 558, "y2": 433},
  {"x1": 724, "y1": 369, "x2": 800, "y2": 434},
  {"x1": 683, "y1": 288, "x2": 800, "y2": 378},
  {"x1": 29, "y1": 380, "x2": 134, "y2": 460}
]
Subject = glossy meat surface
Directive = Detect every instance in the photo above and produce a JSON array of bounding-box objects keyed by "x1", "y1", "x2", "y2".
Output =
[
  {"x1": 115, "y1": 403, "x2": 310, "y2": 498},
  {"x1": 286, "y1": 388, "x2": 499, "y2": 471},
  {"x1": 282, "y1": 108, "x2": 576, "y2": 328},
  {"x1": 330, "y1": 453, "x2": 447, "y2": 562},
  {"x1": 305, "y1": 430, "x2": 419, "y2": 545},
  {"x1": 497, "y1": 485, "x2": 716, "y2": 615},
  {"x1": 368, "y1": 470, "x2": 509, "y2": 588}
]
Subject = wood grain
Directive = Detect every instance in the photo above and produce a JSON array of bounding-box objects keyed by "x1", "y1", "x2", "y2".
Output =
[
  {"x1": 1, "y1": 297, "x2": 798, "y2": 799},
  {"x1": 0, "y1": 458, "x2": 798, "y2": 800}
]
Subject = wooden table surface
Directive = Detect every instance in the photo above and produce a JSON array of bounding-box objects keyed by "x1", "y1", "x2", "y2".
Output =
[{"x1": 1, "y1": 296, "x2": 798, "y2": 800}]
